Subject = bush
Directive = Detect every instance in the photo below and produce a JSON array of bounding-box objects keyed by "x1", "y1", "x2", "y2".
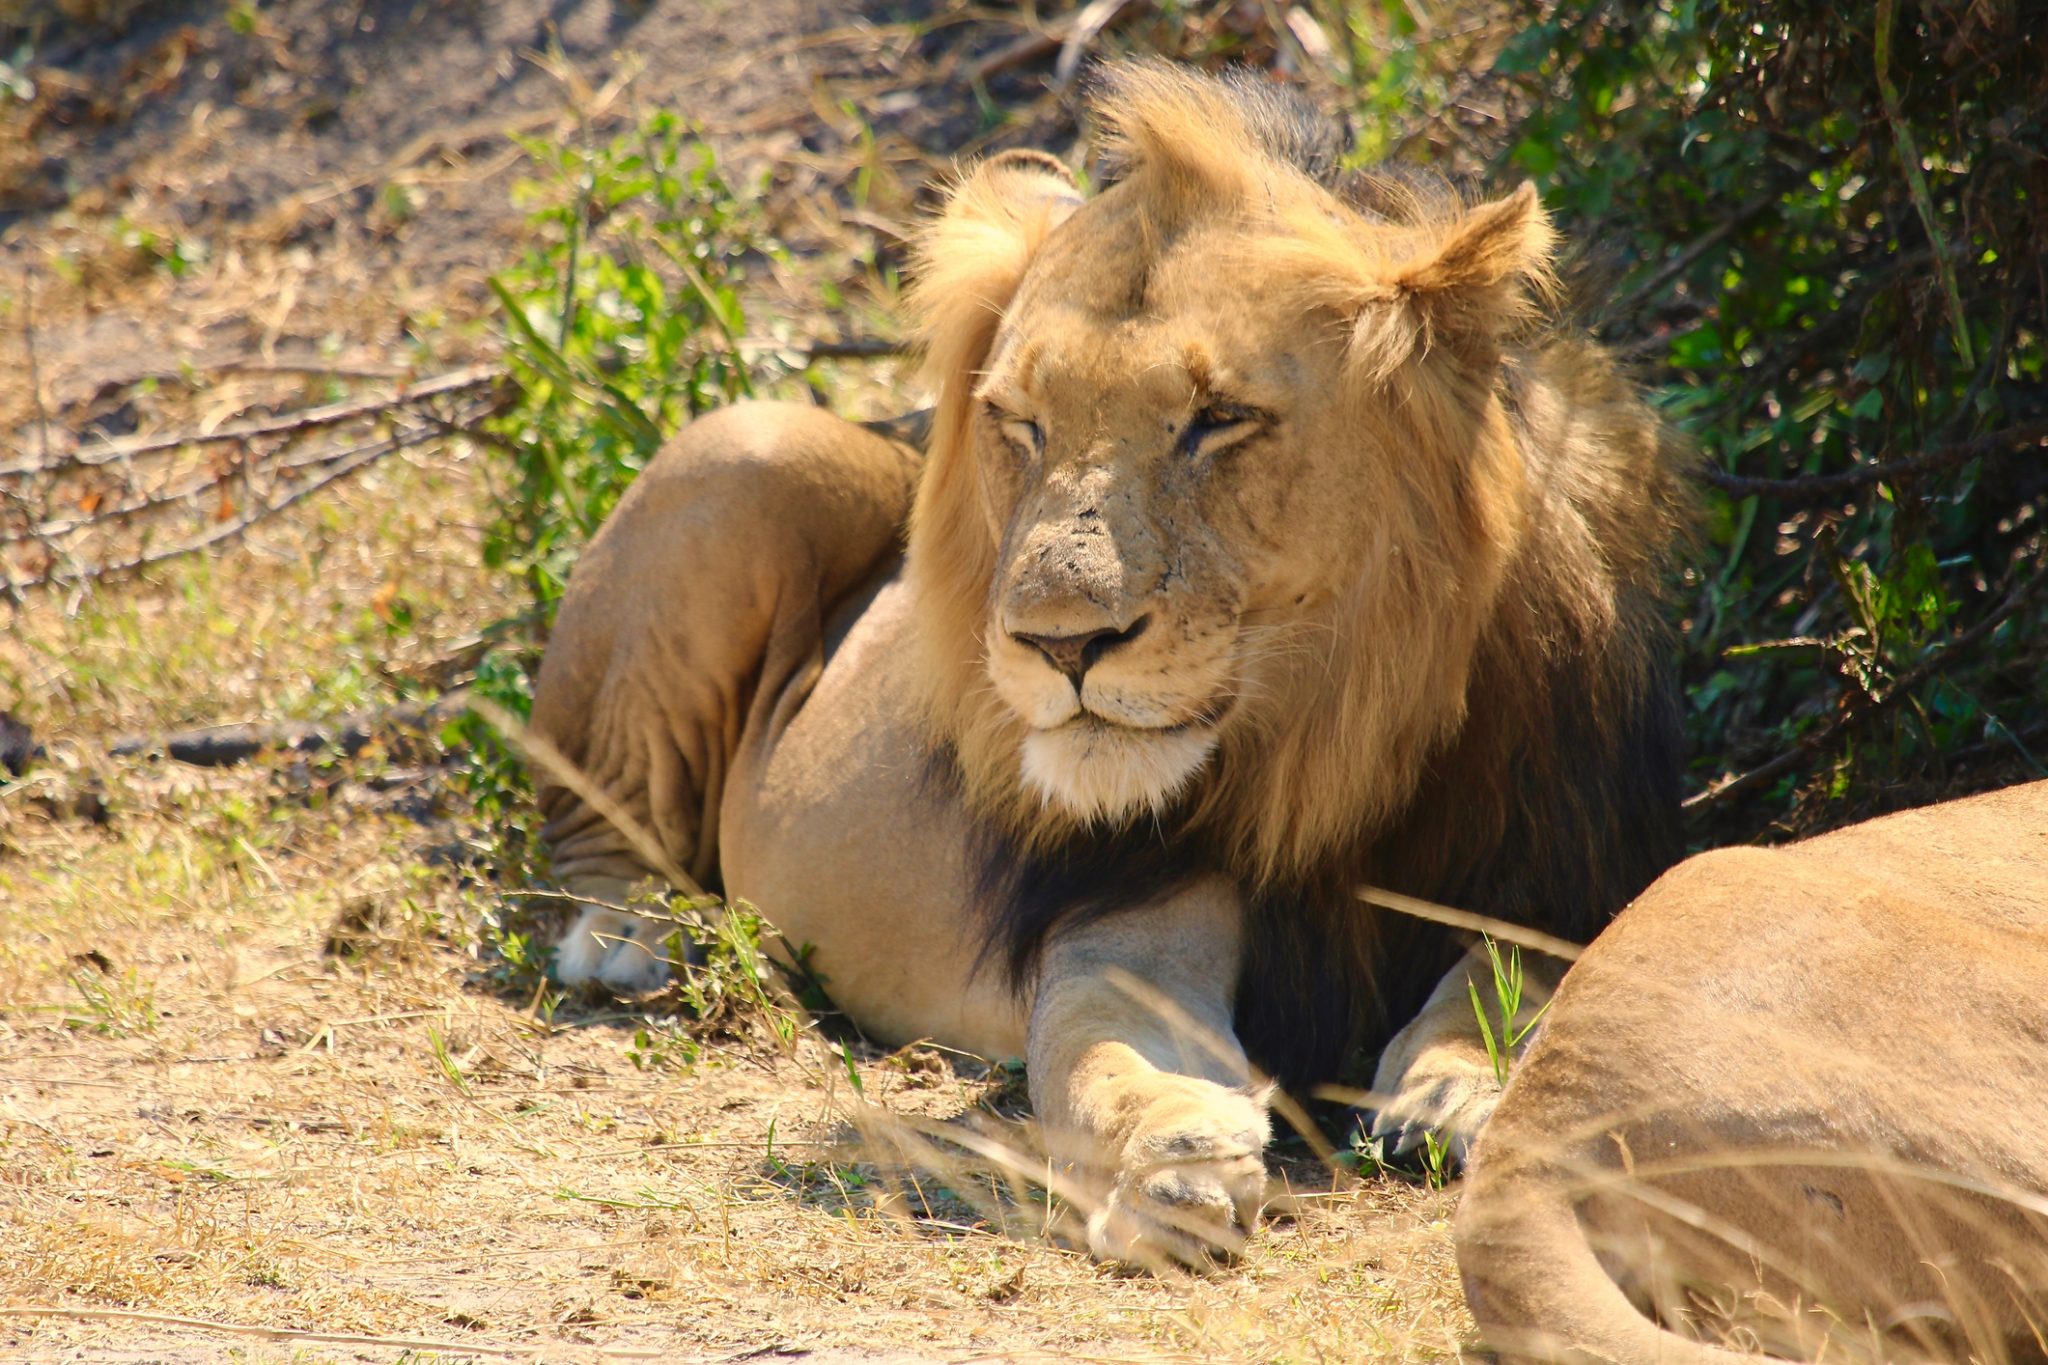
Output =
[
  {"x1": 483, "y1": 108, "x2": 765, "y2": 618},
  {"x1": 1355, "y1": 0, "x2": 2046, "y2": 838},
  {"x1": 447, "y1": 109, "x2": 773, "y2": 887}
]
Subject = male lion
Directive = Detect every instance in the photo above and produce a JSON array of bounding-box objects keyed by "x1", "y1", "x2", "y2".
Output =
[
  {"x1": 1459, "y1": 779, "x2": 2048, "y2": 1363},
  {"x1": 529, "y1": 63, "x2": 1686, "y2": 1267}
]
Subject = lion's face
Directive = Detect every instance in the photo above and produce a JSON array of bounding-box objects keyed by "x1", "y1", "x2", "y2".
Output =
[
  {"x1": 906, "y1": 66, "x2": 1558, "y2": 868},
  {"x1": 972, "y1": 202, "x2": 1371, "y2": 822}
]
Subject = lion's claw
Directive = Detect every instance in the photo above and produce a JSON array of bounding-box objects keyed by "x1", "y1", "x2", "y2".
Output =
[
  {"x1": 1066, "y1": 1078, "x2": 1271, "y2": 1272},
  {"x1": 1368, "y1": 1047, "x2": 1502, "y2": 1170}
]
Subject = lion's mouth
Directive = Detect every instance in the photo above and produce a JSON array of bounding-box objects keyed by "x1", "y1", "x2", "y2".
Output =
[
  {"x1": 1062, "y1": 695, "x2": 1235, "y2": 737},
  {"x1": 1020, "y1": 704, "x2": 1228, "y2": 822}
]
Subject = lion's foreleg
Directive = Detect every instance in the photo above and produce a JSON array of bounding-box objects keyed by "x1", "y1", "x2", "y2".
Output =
[
  {"x1": 1369, "y1": 940, "x2": 1566, "y2": 1165},
  {"x1": 530, "y1": 402, "x2": 920, "y2": 994},
  {"x1": 1028, "y1": 880, "x2": 1272, "y2": 1270}
]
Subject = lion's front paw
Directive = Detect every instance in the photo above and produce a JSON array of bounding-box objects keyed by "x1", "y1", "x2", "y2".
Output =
[
  {"x1": 1368, "y1": 1037, "x2": 1501, "y2": 1169},
  {"x1": 1072, "y1": 1077, "x2": 1271, "y2": 1273},
  {"x1": 552, "y1": 905, "x2": 680, "y2": 995}
]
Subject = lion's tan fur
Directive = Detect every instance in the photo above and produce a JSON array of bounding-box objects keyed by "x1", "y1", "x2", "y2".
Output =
[{"x1": 1458, "y1": 780, "x2": 2048, "y2": 1363}]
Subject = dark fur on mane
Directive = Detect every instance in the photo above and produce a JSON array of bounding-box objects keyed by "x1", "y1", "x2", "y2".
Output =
[{"x1": 965, "y1": 601, "x2": 1683, "y2": 1092}]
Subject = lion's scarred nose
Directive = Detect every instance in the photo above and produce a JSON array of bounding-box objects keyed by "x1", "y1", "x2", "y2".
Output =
[{"x1": 1012, "y1": 614, "x2": 1151, "y2": 686}]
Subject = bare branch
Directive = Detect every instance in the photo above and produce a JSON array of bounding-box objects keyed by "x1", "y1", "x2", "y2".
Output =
[
  {"x1": 3, "y1": 397, "x2": 498, "y2": 594},
  {"x1": 108, "y1": 691, "x2": 471, "y2": 765},
  {"x1": 1694, "y1": 420, "x2": 2048, "y2": 504},
  {"x1": 1684, "y1": 551, "x2": 2048, "y2": 812},
  {"x1": 0, "y1": 365, "x2": 504, "y2": 478}
]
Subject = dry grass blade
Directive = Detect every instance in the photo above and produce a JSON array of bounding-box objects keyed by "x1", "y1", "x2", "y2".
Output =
[
  {"x1": 0, "y1": 1306, "x2": 665, "y2": 1358},
  {"x1": 1355, "y1": 885, "x2": 1586, "y2": 961},
  {"x1": 466, "y1": 697, "x2": 709, "y2": 904}
]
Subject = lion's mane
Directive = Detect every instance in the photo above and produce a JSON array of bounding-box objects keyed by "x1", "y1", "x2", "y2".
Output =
[{"x1": 903, "y1": 64, "x2": 1688, "y2": 1084}]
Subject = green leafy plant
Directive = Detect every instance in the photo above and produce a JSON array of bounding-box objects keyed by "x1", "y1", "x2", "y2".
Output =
[
  {"x1": 62, "y1": 966, "x2": 158, "y2": 1037},
  {"x1": 622, "y1": 898, "x2": 805, "y2": 1073},
  {"x1": 1418, "y1": 1129, "x2": 1452, "y2": 1192},
  {"x1": 667, "y1": 899, "x2": 799, "y2": 1044},
  {"x1": 482, "y1": 106, "x2": 767, "y2": 617},
  {"x1": 1344, "y1": 1119, "x2": 1453, "y2": 1192},
  {"x1": 450, "y1": 106, "x2": 779, "y2": 912},
  {"x1": 626, "y1": 1022, "x2": 700, "y2": 1073},
  {"x1": 1465, "y1": 937, "x2": 1554, "y2": 1088},
  {"x1": 426, "y1": 1025, "x2": 473, "y2": 1097}
]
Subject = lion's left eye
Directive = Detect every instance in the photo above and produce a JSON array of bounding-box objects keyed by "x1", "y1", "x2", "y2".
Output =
[
  {"x1": 995, "y1": 414, "x2": 1042, "y2": 458},
  {"x1": 1181, "y1": 405, "x2": 1262, "y2": 459}
]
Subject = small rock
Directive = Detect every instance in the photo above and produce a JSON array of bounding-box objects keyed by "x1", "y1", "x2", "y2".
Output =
[{"x1": 0, "y1": 711, "x2": 36, "y2": 777}]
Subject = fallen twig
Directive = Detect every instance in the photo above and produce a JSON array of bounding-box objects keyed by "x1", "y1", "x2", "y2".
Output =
[
  {"x1": 1684, "y1": 552, "x2": 2048, "y2": 812},
  {"x1": 0, "y1": 1305, "x2": 660, "y2": 1360},
  {"x1": 1356, "y1": 886, "x2": 1585, "y2": 961},
  {"x1": 78, "y1": 356, "x2": 417, "y2": 391},
  {"x1": 1696, "y1": 419, "x2": 2048, "y2": 504},
  {"x1": 1603, "y1": 185, "x2": 1782, "y2": 326},
  {"x1": 0, "y1": 364, "x2": 503, "y2": 478},
  {"x1": 108, "y1": 691, "x2": 471, "y2": 766},
  {"x1": 27, "y1": 420, "x2": 430, "y2": 540},
  {"x1": 5, "y1": 395, "x2": 501, "y2": 593},
  {"x1": 970, "y1": 0, "x2": 1150, "y2": 84},
  {"x1": 1055, "y1": 0, "x2": 1145, "y2": 87},
  {"x1": 736, "y1": 334, "x2": 906, "y2": 361}
]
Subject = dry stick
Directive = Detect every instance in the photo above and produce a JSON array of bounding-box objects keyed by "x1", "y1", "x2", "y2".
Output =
[
  {"x1": 10, "y1": 431, "x2": 408, "y2": 592},
  {"x1": 82, "y1": 357, "x2": 416, "y2": 390},
  {"x1": 1876, "y1": 0, "x2": 1972, "y2": 369},
  {"x1": 0, "y1": 1306, "x2": 661, "y2": 1359},
  {"x1": 1685, "y1": 552, "x2": 2048, "y2": 812},
  {"x1": 107, "y1": 691, "x2": 469, "y2": 765},
  {"x1": 970, "y1": 0, "x2": 1149, "y2": 82},
  {"x1": 5, "y1": 267, "x2": 75, "y2": 605},
  {"x1": 736, "y1": 335, "x2": 908, "y2": 360},
  {"x1": 22, "y1": 267, "x2": 51, "y2": 472},
  {"x1": 467, "y1": 698, "x2": 711, "y2": 905},
  {"x1": 1602, "y1": 185, "x2": 1782, "y2": 327},
  {"x1": 1697, "y1": 419, "x2": 2048, "y2": 504},
  {"x1": 1355, "y1": 886, "x2": 1586, "y2": 962},
  {"x1": 27, "y1": 417, "x2": 434, "y2": 539},
  {"x1": 8, "y1": 394, "x2": 503, "y2": 591},
  {"x1": 0, "y1": 363, "x2": 502, "y2": 477},
  {"x1": 1054, "y1": 0, "x2": 1144, "y2": 87}
]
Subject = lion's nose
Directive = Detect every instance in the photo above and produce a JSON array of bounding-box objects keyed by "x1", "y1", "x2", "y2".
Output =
[{"x1": 1012, "y1": 615, "x2": 1151, "y2": 686}]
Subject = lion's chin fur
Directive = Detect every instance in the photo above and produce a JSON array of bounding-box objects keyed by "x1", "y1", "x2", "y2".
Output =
[{"x1": 1020, "y1": 722, "x2": 1218, "y2": 824}]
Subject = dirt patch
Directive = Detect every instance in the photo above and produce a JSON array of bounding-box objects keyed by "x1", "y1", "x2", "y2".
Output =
[
  {"x1": 0, "y1": 759, "x2": 1464, "y2": 1362},
  {"x1": 3, "y1": 0, "x2": 1062, "y2": 431}
]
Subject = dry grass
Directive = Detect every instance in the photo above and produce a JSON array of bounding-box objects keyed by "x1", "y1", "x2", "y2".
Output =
[{"x1": 0, "y1": 744, "x2": 1470, "y2": 1362}]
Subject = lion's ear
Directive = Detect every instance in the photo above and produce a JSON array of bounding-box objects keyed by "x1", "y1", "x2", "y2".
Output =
[
  {"x1": 1338, "y1": 182, "x2": 1557, "y2": 380},
  {"x1": 907, "y1": 151, "x2": 1082, "y2": 420}
]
